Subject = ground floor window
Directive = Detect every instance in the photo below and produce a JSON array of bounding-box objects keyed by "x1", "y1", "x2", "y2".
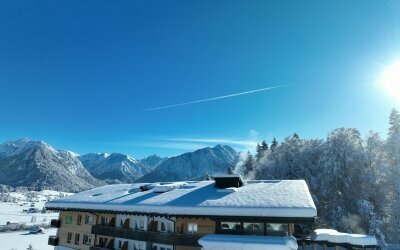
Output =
[
  {"x1": 83, "y1": 234, "x2": 92, "y2": 245},
  {"x1": 99, "y1": 237, "x2": 108, "y2": 247},
  {"x1": 74, "y1": 233, "x2": 80, "y2": 245},
  {"x1": 66, "y1": 232, "x2": 72, "y2": 243}
]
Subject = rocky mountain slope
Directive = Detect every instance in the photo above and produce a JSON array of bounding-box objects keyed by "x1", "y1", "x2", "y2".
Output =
[
  {"x1": 140, "y1": 154, "x2": 169, "y2": 169},
  {"x1": 137, "y1": 145, "x2": 239, "y2": 182},
  {"x1": 79, "y1": 153, "x2": 152, "y2": 183},
  {"x1": 0, "y1": 138, "x2": 102, "y2": 192}
]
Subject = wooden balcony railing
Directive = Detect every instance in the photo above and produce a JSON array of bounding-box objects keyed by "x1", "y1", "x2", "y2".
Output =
[{"x1": 92, "y1": 225, "x2": 204, "y2": 246}]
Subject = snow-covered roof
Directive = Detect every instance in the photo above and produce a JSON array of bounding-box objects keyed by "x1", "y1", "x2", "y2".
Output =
[
  {"x1": 198, "y1": 234, "x2": 298, "y2": 250},
  {"x1": 45, "y1": 180, "x2": 317, "y2": 218},
  {"x1": 311, "y1": 229, "x2": 377, "y2": 246}
]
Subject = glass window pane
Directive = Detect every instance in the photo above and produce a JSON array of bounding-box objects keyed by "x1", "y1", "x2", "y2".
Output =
[
  {"x1": 266, "y1": 223, "x2": 288, "y2": 236},
  {"x1": 220, "y1": 221, "x2": 241, "y2": 235},
  {"x1": 243, "y1": 222, "x2": 264, "y2": 236}
]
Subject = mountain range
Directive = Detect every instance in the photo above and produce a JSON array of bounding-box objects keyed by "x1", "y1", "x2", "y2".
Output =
[{"x1": 0, "y1": 138, "x2": 239, "y2": 192}]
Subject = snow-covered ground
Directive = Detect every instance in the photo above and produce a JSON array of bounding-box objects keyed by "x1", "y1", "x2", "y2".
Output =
[
  {"x1": 0, "y1": 202, "x2": 58, "y2": 225},
  {"x1": 0, "y1": 228, "x2": 56, "y2": 250},
  {"x1": 0, "y1": 190, "x2": 72, "y2": 249},
  {"x1": 0, "y1": 190, "x2": 71, "y2": 226}
]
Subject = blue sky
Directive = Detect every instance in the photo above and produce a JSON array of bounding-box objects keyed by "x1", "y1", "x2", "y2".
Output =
[{"x1": 1, "y1": 1, "x2": 400, "y2": 158}]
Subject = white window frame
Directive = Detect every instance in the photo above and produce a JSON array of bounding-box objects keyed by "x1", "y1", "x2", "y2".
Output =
[{"x1": 187, "y1": 223, "x2": 198, "y2": 234}]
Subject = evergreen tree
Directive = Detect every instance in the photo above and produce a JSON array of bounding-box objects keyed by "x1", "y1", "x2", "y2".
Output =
[
  {"x1": 261, "y1": 141, "x2": 268, "y2": 151},
  {"x1": 256, "y1": 143, "x2": 263, "y2": 161},
  {"x1": 256, "y1": 141, "x2": 269, "y2": 161},
  {"x1": 385, "y1": 108, "x2": 400, "y2": 243},
  {"x1": 270, "y1": 138, "x2": 278, "y2": 152},
  {"x1": 243, "y1": 151, "x2": 254, "y2": 176},
  {"x1": 388, "y1": 108, "x2": 400, "y2": 136}
]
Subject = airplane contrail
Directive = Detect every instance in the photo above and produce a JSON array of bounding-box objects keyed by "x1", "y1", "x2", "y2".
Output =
[{"x1": 144, "y1": 84, "x2": 288, "y2": 111}]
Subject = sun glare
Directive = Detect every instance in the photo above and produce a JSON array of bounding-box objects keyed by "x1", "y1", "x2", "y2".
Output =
[{"x1": 379, "y1": 60, "x2": 400, "y2": 101}]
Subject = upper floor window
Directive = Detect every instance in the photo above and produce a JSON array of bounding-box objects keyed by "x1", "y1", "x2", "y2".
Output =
[
  {"x1": 243, "y1": 222, "x2": 264, "y2": 236},
  {"x1": 65, "y1": 216, "x2": 72, "y2": 225},
  {"x1": 100, "y1": 216, "x2": 109, "y2": 226},
  {"x1": 266, "y1": 223, "x2": 288, "y2": 236},
  {"x1": 77, "y1": 214, "x2": 82, "y2": 225},
  {"x1": 139, "y1": 220, "x2": 144, "y2": 229},
  {"x1": 220, "y1": 221, "x2": 241, "y2": 235},
  {"x1": 167, "y1": 222, "x2": 173, "y2": 233},
  {"x1": 160, "y1": 222, "x2": 166, "y2": 232},
  {"x1": 188, "y1": 223, "x2": 198, "y2": 234},
  {"x1": 85, "y1": 215, "x2": 93, "y2": 224}
]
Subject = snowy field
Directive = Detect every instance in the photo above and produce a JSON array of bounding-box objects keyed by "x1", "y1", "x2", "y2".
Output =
[
  {"x1": 0, "y1": 228, "x2": 56, "y2": 250},
  {"x1": 0, "y1": 202, "x2": 59, "y2": 225},
  {"x1": 0, "y1": 190, "x2": 71, "y2": 249},
  {"x1": 0, "y1": 190, "x2": 70, "y2": 226}
]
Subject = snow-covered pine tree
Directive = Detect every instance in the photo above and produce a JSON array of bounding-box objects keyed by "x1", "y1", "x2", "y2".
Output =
[
  {"x1": 385, "y1": 108, "x2": 400, "y2": 243},
  {"x1": 243, "y1": 151, "x2": 254, "y2": 176}
]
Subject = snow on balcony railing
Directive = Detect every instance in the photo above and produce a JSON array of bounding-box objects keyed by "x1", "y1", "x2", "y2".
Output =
[
  {"x1": 311, "y1": 229, "x2": 377, "y2": 247},
  {"x1": 198, "y1": 234, "x2": 298, "y2": 250}
]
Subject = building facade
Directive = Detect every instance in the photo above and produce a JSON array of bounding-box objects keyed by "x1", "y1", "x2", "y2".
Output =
[{"x1": 47, "y1": 175, "x2": 317, "y2": 250}]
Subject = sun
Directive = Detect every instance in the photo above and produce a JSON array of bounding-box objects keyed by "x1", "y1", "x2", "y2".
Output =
[{"x1": 379, "y1": 60, "x2": 400, "y2": 101}]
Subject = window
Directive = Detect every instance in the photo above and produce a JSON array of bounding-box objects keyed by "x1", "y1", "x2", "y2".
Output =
[
  {"x1": 167, "y1": 222, "x2": 173, "y2": 233},
  {"x1": 83, "y1": 234, "x2": 92, "y2": 245},
  {"x1": 160, "y1": 222, "x2": 166, "y2": 232},
  {"x1": 139, "y1": 220, "x2": 144, "y2": 229},
  {"x1": 100, "y1": 216, "x2": 109, "y2": 226},
  {"x1": 243, "y1": 223, "x2": 264, "y2": 236},
  {"x1": 135, "y1": 242, "x2": 145, "y2": 250},
  {"x1": 85, "y1": 215, "x2": 93, "y2": 224},
  {"x1": 220, "y1": 221, "x2": 241, "y2": 235},
  {"x1": 77, "y1": 214, "x2": 82, "y2": 225},
  {"x1": 67, "y1": 232, "x2": 72, "y2": 243},
  {"x1": 65, "y1": 216, "x2": 72, "y2": 224},
  {"x1": 99, "y1": 237, "x2": 108, "y2": 247},
  {"x1": 187, "y1": 223, "x2": 198, "y2": 234},
  {"x1": 266, "y1": 223, "x2": 288, "y2": 236},
  {"x1": 118, "y1": 240, "x2": 122, "y2": 249},
  {"x1": 74, "y1": 233, "x2": 80, "y2": 245},
  {"x1": 120, "y1": 219, "x2": 123, "y2": 227}
]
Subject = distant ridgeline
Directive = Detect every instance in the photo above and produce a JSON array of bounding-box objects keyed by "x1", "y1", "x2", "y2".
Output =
[{"x1": 0, "y1": 139, "x2": 238, "y2": 192}]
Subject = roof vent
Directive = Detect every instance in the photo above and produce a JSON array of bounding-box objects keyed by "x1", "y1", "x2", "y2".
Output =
[
  {"x1": 153, "y1": 182, "x2": 187, "y2": 193},
  {"x1": 139, "y1": 184, "x2": 153, "y2": 192},
  {"x1": 213, "y1": 174, "x2": 244, "y2": 189}
]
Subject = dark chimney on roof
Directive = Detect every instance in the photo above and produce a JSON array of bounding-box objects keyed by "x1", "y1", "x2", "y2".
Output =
[{"x1": 213, "y1": 174, "x2": 244, "y2": 188}]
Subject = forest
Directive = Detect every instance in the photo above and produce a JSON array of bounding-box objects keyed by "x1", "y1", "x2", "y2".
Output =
[{"x1": 240, "y1": 108, "x2": 400, "y2": 248}]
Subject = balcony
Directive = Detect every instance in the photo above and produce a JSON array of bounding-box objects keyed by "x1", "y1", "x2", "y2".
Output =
[
  {"x1": 92, "y1": 225, "x2": 204, "y2": 246},
  {"x1": 50, "y1": 219, "x2": 61, "y2": 228},
  {"x1": 48, "y1": 236, "x2": 59, "y2": 246}
]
